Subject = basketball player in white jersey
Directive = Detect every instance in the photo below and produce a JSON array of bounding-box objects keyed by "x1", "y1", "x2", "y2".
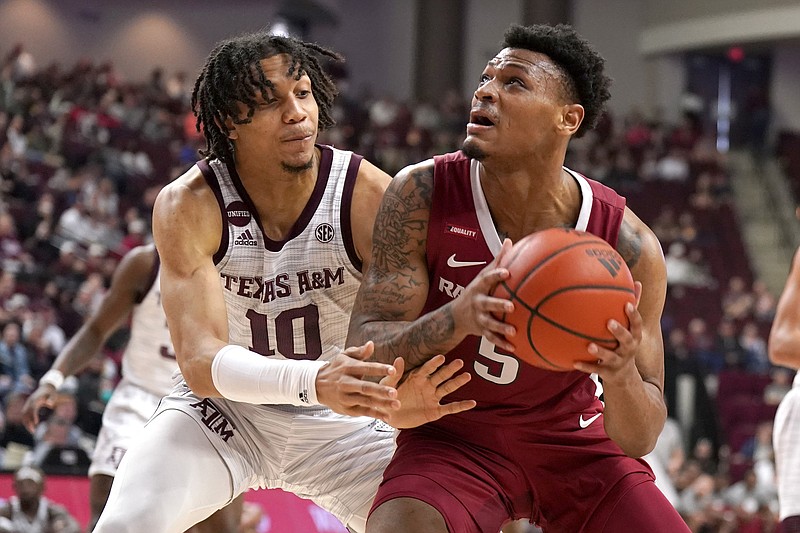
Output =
[
  {"x1": 22, "y1": 244, "x2": 244, "y2": 532},
  {"x1": 92, "y1": 31, "x2": 474, "y2": 533},
  {"x1": 768, "y1": 213, "x2": 800, "y2": 532}
]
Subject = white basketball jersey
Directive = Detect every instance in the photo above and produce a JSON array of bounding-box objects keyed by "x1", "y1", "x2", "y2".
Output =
[
  {"x1": 121, "y1": 264, "x2": 179, "y2": 395},
  {"x1": 198, "y1": 145, "x2": 363, "y2": 367}
]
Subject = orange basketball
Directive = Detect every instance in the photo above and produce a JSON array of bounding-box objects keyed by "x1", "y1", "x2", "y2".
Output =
[{"x1": 493, "y1": 228, "x2": 636, "y2": 371}]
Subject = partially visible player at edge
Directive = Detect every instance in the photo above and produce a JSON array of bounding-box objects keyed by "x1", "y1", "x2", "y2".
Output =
[
  {"x1": 21, "y1": 244, "x2": 243, "y2": 532},
  {"x1": 93, "y1": 30, "x2": 473, "y2": 533},
  {"x1": 767, "y1": 207, "x2": 800, "y2": 532},
  {"x1": 348, "y1": 23, "x2": 691, "y2": 532}
]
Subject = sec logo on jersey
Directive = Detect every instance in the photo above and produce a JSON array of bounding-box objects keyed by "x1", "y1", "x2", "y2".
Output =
[{"x1": 315, "y1": 223, "x2": 335, "y2": 243}]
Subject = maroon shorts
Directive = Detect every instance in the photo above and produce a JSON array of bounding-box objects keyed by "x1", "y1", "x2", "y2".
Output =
[{"x1": 371, "y1": 415, "x2": 689, "y2": 532}]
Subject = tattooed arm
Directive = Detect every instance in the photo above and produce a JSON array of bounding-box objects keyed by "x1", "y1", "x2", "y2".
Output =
[
  {"x1": 348, "y1": 160, "x2": 515, "y2": 369},
  {"x1": 574, "y1": 207, "x2": 668, "y2": 457}
]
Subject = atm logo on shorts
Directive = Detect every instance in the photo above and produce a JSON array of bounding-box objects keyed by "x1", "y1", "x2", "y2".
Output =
[{"x1": 189, "y1": 398, "x2": 236, "y2": 442}]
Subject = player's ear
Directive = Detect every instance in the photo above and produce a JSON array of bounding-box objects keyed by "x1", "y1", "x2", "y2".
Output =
[
  {"x1": 558, "y1": 104, "x2": 584, "y2": 136},
  {"x1": 222, "y1": 117, "x2": 238, "y2": 140}
]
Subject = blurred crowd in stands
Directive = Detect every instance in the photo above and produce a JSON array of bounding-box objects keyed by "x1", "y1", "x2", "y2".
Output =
[{"x1": 0, "y1": 43, "x2": 793, "y2": 532}]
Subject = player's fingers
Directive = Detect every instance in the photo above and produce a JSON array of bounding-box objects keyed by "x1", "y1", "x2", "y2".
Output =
[
  {"x1": 479, "y1": 268, "x2": 511, "y2": 291},
  {"x1": 434, "y1": 400, "x2": 477, "y2": 419},
  {"x1": 342, "y1": 340, "x2": 375, "y2": 361},
  {"x1": 412, "y1": 354, "x2": 446, "y2": 382},
  {"x1": 22, "y1": 411, "x2": 38, "y2": 433},
  {"x1": 633, "y1": 281, "x2": 643, "y2": 307},
  {"x1": 480, "y1": 295, "x2": 514, "y2": 315},
  {"x1": 625, "y1": 302, "x2": 643, "y2": 340},
  {"x1": 436, "y1": 370, "x2": 472, "y2": 397},
  {"x1": 492, "y1": 238, "x2": 513, "y2": 265},
  {"x1": 428, "y1": 357, "x2": 462, "y2": 386},
  {"x1": 351, "y1": 377, "x2": 399, "y2": 402},
  {"x1": 347, "y1": 359, "x2": 398, "y2": 379},
  {"x1": 349, "y1": 391, "x2": 401, "y2": 412},
  {"x1": 478, "y1": 314, "x2": 516, "y2": 340},
  {"x1": 483, "y1": 330, "x2": 515, "y2": 353},
  {"x1": 379, "y1": 358, "x2": 405, "y2": 388},
  {"x1": 573, "y1": 358, "x2": 602, "y2": 374}
]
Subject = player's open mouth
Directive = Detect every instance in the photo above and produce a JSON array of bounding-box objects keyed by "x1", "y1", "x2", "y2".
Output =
[
  {"x1": 469, "y1": 114, "x2": 495, "y2": 127},
  {"x1": 467, "y1": 109, "x2": 496, "y2": 133}
]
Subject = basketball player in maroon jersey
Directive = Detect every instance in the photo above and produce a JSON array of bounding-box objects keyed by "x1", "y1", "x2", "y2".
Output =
[{"x1": 348, "y1": 24, "x2": 690, "y2": 532}]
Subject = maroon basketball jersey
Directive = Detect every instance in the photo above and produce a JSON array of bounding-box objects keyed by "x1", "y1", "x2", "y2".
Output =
[{"x1": 422, "y1": 151, "x2": 626, "y2": 432}]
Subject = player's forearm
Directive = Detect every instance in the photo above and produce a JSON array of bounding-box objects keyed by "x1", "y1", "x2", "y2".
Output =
[
  {"x1": 51, "y1": 324, "x2": 108, "y2": 377},
  {"x1": 355, "y1": 303, "x2": 465, "y2": 369},
  {"x1": 602, "y1": 377, "x2": 666, "y2": 458}
]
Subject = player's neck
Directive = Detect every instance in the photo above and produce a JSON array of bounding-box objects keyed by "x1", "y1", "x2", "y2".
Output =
[
  {"x1": 481, "y1": 165, "x2": 581, "y2": 239},
  {"x1": 234, "y1": 152, "x2": 320, "y2": 240}
]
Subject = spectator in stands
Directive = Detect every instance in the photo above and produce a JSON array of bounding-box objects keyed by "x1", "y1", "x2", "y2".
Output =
[
  {"x1": 644, "y1": 416, "x2": 685, "y2": 505},
  {"x1": 117, "y1": 217, "x2": 147, "y2": 255},
  {"x1": 0, "y1": 321, "x2": 33, "y2": 399},
  {"x1": 738, "y1": 422, "x2": 776, "y2": 467},
  {"x1": 722, "y1": 276, "x2": 756, "y2": 321},
  {"x1": 665, "y1": 242, "x2": 714, "y2": 288},
  {"x1": 740, "y1": 322, "x2": 770, "y2": 374},
  {"x1": 723, "y1": 468, "x2": 776, "y2": 518},
  {"x1": 691, "y1": 437, "x2": 718, "y2": 475},
  {"x1": 27, "y1": 392, "x2": 92, "y2": 472},
  {"x1": 655, "y1": 147, "x2": 690, "y2": 182},
  {"x1": 685, "y1": 318, "x2": 716, "y2": 372},
  {"x1": 651, "y1": 206, "x2": 681, "y2": 244},
  {"x1": 22, "y1": 315, "x2": 59, "y2": 382},
  {"x1": 0, "y1": 465, "x2": 80, "y2": 532},
  {"x1": 689, "y1": 172, "x2": 721, "y2": 210},
  {"x1": 752, "y1": 280, "x2": 777, "y2": 323},
  {"x1": 0, "y1": 391, "x2": 35, "y2": 463},
  {"x1": 668, "y1": 114, "x2": 701, "y2": 152},
  {"x1": 605, "y1": 148, "x2": 640, "y2": 192},
  {"x1": 715, "y1": 319, "x2": 745, "y2": 370},
  {"x1": 675, "y1": 471, "x2": 720, "y2": 531},
  {"x1": 763, "y1": 367, "x2": 792, "y2": 406}
]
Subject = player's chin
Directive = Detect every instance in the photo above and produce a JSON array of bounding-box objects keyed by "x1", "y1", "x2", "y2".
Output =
[
  {"x1": 280, "y1": 155, "x2": 315, "y2": 174},
  {"x1": 461, "y1": 137, "x2": 488, "y2": 161}
]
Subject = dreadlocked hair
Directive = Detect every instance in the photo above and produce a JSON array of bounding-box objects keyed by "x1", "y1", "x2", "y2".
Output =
[
  {"x1": 191, "y1": 29, "x2": 343, "y2": 165},
  {"x1": 502, "y1": 24, "x2": 612, "y2": 138}
]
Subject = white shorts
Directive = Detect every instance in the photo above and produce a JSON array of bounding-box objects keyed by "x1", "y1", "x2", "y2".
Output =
[
  {"x1": 774, "y1": 384, "x2": 800, "y2": 520},
  {"x1": 88, "y1": 379, "x2": 164, "y2": 478},
  {"x1": 151, "y1": 379, "x2": 396, "y2": 531}
]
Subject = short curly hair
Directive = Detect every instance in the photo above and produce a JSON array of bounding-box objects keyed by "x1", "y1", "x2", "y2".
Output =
[
  {"x1": 502, "y1": 24, "x2": 612, "y2": 138},
  {"x1": 191, "y1": 29, "x2": 343, "y2": 165}
]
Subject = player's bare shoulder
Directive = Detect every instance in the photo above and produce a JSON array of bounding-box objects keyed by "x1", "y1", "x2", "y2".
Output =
[
  {"x1": 152, "y1": 162, "x2": 222, "y2": 259},
  {"x1": 372, "y1": 159, "x2": 435, "y2": 262},
  {"x1": 114, "y1": 244, "x2": 158, "y2": 294},
  {"x1": 389, "y1": 158, "x2": 435, "y2": 210},
  {"x1": 617, "y1": 207, "x2": 665, "y2": 276}
]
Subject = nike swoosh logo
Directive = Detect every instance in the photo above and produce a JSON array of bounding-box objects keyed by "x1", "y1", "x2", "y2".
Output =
[
  {"x1": 579, "y1": 413, "x2": 601, "y2": 429},
  {"x1": 447, "y1": 254, "x2": 487, "y2": 268}
]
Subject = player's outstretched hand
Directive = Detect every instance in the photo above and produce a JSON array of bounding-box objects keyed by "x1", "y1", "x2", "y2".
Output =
[
  {"x1": 21, "y1": 384, "x2": 58, "y2": 433},
  {"x1": 451, "y1": 238, "x2": 516, "y2": 352},
  {"x1": 379, "y1": 355, "x2": 477, "y2": 429},
  {"x1": 315, "y1": 341, "x2": 401, "y2": 420}
]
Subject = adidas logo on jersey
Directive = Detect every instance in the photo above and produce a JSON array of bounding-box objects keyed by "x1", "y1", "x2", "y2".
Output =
[{"x1": 234, "y1": 229, "x2": 258, "y2": 246}]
